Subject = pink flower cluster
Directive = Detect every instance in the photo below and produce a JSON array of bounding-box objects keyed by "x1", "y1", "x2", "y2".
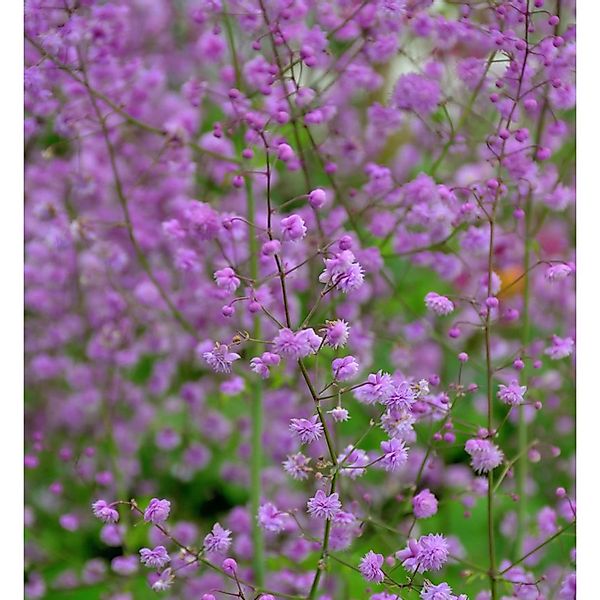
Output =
[{"x1": 24, "y1": 0, "x2": 576, "y2": 599}]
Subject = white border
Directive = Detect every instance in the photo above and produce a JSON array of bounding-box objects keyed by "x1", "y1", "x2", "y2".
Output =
[{"x1": 0, "y1": 0, "x2": 24, "y2": 595}]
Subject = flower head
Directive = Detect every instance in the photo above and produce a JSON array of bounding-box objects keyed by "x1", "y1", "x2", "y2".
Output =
[
  {"x1": 202, "y1": 342, "x2": 241, "y2": 374},
  {"x1": 380, "y1": 438, "x2": 409, "y2": 472},
  {"x1": 420, "y1": 581, "x2": 461, "y2": 600},
  {"x1": 497, "y1": 380, "x2": 527, "y2": 406},
  {"x1": 383, "y1": 380, "x2": 416, "y2": 411},
  {"x1": 545, "y1": 335, "x2": 574, "y2": 360},
  {"x1": 151, "y1": 568, "x2": 174, "y2": 591},
  {"x1": 91, "y1": 500, "x2": 119, "y2": 524},
  {"x1": 289, "y1": 416, "x2": 323, "y2": 445},
  {"x1": 214, "y1": 267, "x2": 240, "y2": 293},
  {"x1": 412, "y1": 489, "x2": 438, "y2": 519},
  {"x1": 306, "y1": 489, "x2": 342, "y2": 520},
  {"x1": 319, "y1": 250, "x2": 364, "y2": 293},
  {"x1": 332, "y1": 356, "x2": 359, "y2": 381},
  {"x1": 144, "y1": 498, "x2": 171, "y2": 524},
  {"x1": 465, "y1": 439, "x2": 504, "y2": 474},
  {"x1": 324, "y1": 319, "x2": 350, "y2": 348},
  {"x1": 282, "y1": 453, "x2": 311, "y2": 480},
  {"x1": 545, "y1": 263, "x2": 572, "y2": 281},
  {"x1": 203, "y1": 523, "x2": 232, "y2": 554},
  {"x1": 328, "y1": 406, "x2": 350, "y2": 422},
  {"x1": 354, "y1": 371, "x2": 395, "y2": 405},
  {"x1": 425, "y1": 292, "x2": 454, "y2": 316},
  {"x1": 359, "y1": 550, "x2": 385, "y2": 583},
  {"x1": 281, "y1": 214, "x2": 306, "y2": 241},
  {"x1": 397, "y1": 533, "x2": 449, "y2": 573},
  {"x1": 139, "y1": 545, "x2": 170, "y2": 569},
  {"x1": 273, "y1": 328, "x2": 322, "y2": 361},
  {"x1": 250, "y1": 352, "x2": 280, "y2": 378},
  {"x1": 258, "y1": 503, "x2": 287, "y2": 533}
]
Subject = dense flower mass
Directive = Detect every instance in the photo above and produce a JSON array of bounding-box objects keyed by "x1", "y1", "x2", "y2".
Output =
[{"x1": 24, "y1": 0, "x2": 576, "y2": 598}]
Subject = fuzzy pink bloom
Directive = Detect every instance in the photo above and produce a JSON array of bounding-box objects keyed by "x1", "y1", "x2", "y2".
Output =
[
  {"x1": 307, "y1": 489, "x2": 342, "y2": 520},
  {"x1": 412, "y1": 489, "x2": 438, "y2": 519}
]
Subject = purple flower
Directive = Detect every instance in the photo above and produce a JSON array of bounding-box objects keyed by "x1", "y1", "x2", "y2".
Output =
[
  {"x1": 174, "y1": 247, "x2": 199, "y2": 272},
  {"x1": 100, "y1": 524, "x2": 124, "y2": 546},
  {"x1": 203, "y1": 522, "x2": 232, "y2": 554},
  {"x1": 185, "y1": 201, "x2": 220, "y2": 240},
  {"x1": 289, "y1": 416, "x2": 323, "y2": 445},
  {"x1": 545, "y1": 335, "x2": 574, "y2": 360},
  {"x1": 307, "y1": 489, "x2": 342, "y2": 520},
  {"x1": 465, "y1": 439, "x2": 504, "y2": 474},
  {"x1": 425, "y1": 292, "x2": 454, "y2": 316},
  {"x1": 381, "y1": 407, "x2": 416, "y2": 440},
  {"x1": 162, "y1": 218, "x2": 186, "y2": 241},
  {"x1": 222, "y1": 557, "x2": 238, "y2": 574},
  {"x1": 308, "y1": 188, "x2": 327, "y2": 209},
  {"x1": 328, "y1": 406, "x2": 350, "y2": 422},
  {"x1": 59, "y1": 513, "x2": 79, "y2": 531},
  {"x1": 323, "y1": 319, "x2": 350, "y2": 348},
  {"x1": 273, "y1": 328, "x2": 322, "y2": 360},
  {"x1": 497, "y1": 380, "x2": 527, "y2": 406},
  {"x1": 277, "y1": 143, "x2": 295, "y2": 163},
  {"x1": 139, "y1": 545, "x2": 170, "y2": 569},
  {"x1": 250, "y1": 352, "x2": 280, "y2": 378},
  {"x1": 261, "y1": 239, "x2": 281, "y2": 256},
  {"x1": 383, "y1": 380, "x2": 416, "y2": 411},
  {"x1": 393, "y1": 73, "x2": 441, "y2": 115},
  {"x1": 202, "y1": 342, "x2": 241, "y2": 374},
  {"x1": 332, "y1": 356, "x2": 359, "y2": 381},
  {"x1": 91, "y1": 499, "x2": 119, "y2": 524},
  {"x1": 111, "y1": 555, "x2": 139, "y2": 576},
  {"x1": 354, "y1": 371, "x2": 395, "y2": 405},
  {"x1": 282, "y1": 453, "x2": 311, "y2": 480},
  {"x1": 420, "y1": 581, "x2": 461, "y2": 600},
  {"x1": 359, "y1": 550, "x2": 385, "y2": 583},
  {"x1": 151, "y1": 568, "x2": 174, "y2": 591},
  {"x1": 412, "y1": 488, "x2": 438, "y2": 519},
  {"x1": 559, "y1": 572, "x2": 576, "y2": 599},
  {"x1": 214, "y1": 267, "x2": 240, "y2": 293},
  {"x1": 258, "y1": 503, "x2": 287, "y2": 533},
  {"x1": 380, "y1": 438, "x2": 409, "y2": 472},
  {"x1": 280, "y1": 214, "x2": 307, "y2": 241},
  {"x1": 144, "y1": 498, "x2": 171, "y2": 524},
  {"x1": 397, "y1": 533, "x2": 449, "y2": 573},
  {"x1": 319, "y1": 250, "x2": 365, "y2": 293},
  {"x1": 545, "y1": 263, "x2": 572, "y2": 281}
]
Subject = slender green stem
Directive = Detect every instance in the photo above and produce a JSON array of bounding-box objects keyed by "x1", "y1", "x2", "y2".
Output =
[
  {"x1": 245, "y1": 174, "x2": 266, "y2": 587},
  {"x1": 221, "y1": 6, "x2": 265, "y2": 584}
]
